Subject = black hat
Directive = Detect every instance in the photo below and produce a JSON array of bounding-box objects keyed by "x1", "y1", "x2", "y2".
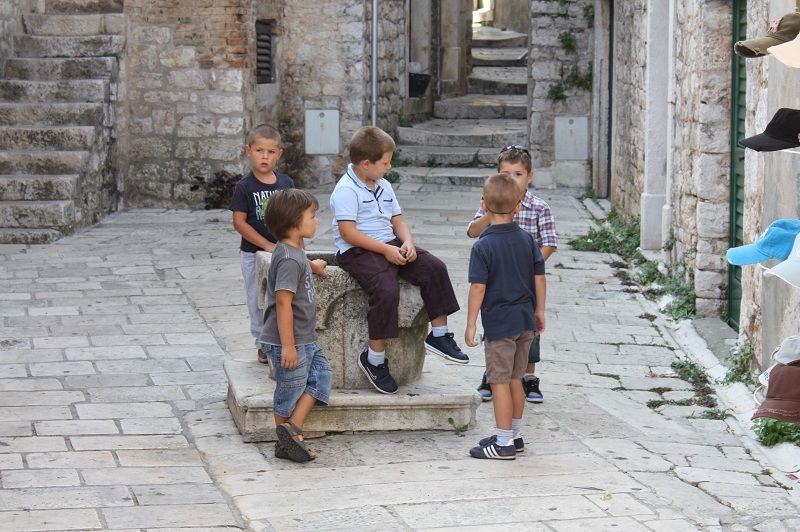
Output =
[{"x1": 739, "y1": 108, "x2": 800, "y2": 152}]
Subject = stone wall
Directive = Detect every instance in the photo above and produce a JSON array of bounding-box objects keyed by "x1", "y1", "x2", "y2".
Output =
[
  {"x1": 278, "y1": 0, "x2": 406, "y2": 187},
  {"x1": 528, "y1": 0, "x2": 594, "y2": 188},
  {"x1": 608, "y1": 0, "x2": 646, "y2": 218},
  {"x1": 739, "y1": 1, "x2": 800, "y2": 369},
  {"x1": 119, "y1": 0, "x2": 254, "y2": 208},
  {"x1": 668, "y1": 0, "x2": 732, "y2": 316},
  {"x1": 494, "y1": 0, "x2": 530, "y2": 36},
  {"x1": 0, "y1": 0, "x2": 28, "y2": 73}
]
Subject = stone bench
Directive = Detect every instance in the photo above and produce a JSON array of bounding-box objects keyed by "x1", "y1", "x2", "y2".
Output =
[{"x1": 225, "y1": 251, "x2": 479, "y2": 442}]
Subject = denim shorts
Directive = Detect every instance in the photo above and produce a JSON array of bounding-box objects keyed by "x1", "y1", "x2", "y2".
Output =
[{"x1": 260, "y1": 342, "x2": 332, "y2": 418}]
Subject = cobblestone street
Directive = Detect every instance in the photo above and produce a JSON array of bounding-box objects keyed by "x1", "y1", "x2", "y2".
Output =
[{"x1": 1, "y1": 185, "x2": 799, "y2": 531}]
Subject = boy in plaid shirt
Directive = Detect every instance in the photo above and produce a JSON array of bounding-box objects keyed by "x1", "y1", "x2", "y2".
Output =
[{"x1": 468, "y1": 145, "x2": 557, "y2": 403}]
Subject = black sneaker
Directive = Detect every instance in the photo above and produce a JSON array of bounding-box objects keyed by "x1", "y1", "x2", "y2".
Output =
[
  {"x1": 358, "y1": 349, "x2": 398, "y2": 394},
  {"x1": 523, "y1": 375, "x2": 544, "y2": 403},
  {"x1": 469, "y1": 435, "x2": 516, "y2": 460},
  {"x1": 424, "y1": 332, "x2": 469, "y2": 363},
  {"x1": 479, "y1": 433, "x2": 524, "y2": 453},
  {"x1": 477, "y1": 372, "x2": 492, "y2": 402}
]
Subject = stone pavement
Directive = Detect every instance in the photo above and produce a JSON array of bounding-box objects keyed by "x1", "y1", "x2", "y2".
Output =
[{"x1": 1, "y1": 184, "x2": 799, "y2": 531}]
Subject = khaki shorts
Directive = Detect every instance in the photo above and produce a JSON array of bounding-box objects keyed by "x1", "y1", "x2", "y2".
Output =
[{"x1": 485, "y1": 330, "x2": 535, "y2": 384}]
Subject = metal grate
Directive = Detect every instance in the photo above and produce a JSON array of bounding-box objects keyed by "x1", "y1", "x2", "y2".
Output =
[{"x1": 256, "y1": 20, "x2": 274, "y2": 84}]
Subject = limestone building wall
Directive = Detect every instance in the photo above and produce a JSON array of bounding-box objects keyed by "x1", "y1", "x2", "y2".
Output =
[
  {"x1": 528, "y1": 0, "x2": 594, "y2": 189},
  {"x1": 668, "y1": 0, "x2": 732, "y2": 316},
  {"x1": 739, "y1": 1, "x2": 800, "y2": 369},
  {"x1": 608, "y1": 0, "x2": 646, "y2": 219},
  {"x1": 119, "y1": 0, "x2": 254, "y2": 208},
  {"x1": 0, "y1": 0, "x2": 29, "y2": 72}
]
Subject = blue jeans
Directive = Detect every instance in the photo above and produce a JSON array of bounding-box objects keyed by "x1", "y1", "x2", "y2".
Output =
[{"x1": 261, "y1": 342, "x2": 332, "y2": 418}]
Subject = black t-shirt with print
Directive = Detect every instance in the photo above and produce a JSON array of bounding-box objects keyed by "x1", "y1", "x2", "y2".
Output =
[{"x1": 229, "y1": 171, "x2": 295, "y2": 252}]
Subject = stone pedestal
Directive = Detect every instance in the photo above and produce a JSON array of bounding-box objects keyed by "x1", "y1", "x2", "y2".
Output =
[
  {"x1": 226, "y1": 358, "x2": 480, "y2": 442},
  {"x1": 224, "y1": 250, "x2": 479, "y2": 442}
]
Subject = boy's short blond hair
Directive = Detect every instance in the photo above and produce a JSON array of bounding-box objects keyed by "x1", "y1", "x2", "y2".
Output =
[
  {"x1": 483, "y1": 173, "x2": 522, "y2": 215},
  {"x1": 497, "y1": 145, "x2": 532, "y2": 172},
  {"x1": 247, "y1": 124, "x2": 282, "y2": 146},
  {"x1": 348, "y1": 126, "x2": 396, "y2": 165}
]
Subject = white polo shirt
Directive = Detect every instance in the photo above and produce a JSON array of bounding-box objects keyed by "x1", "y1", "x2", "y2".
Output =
[{"x1": 330, "y1": 164, "x2": 402, "y2": 254}]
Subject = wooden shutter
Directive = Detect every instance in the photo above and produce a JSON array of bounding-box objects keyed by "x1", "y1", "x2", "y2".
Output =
[{"x1": 256, "y1": 20, "x2": 274, "y2": 84}]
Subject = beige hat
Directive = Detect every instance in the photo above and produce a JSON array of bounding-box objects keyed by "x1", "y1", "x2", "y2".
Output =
[
  {"x1": 768, "y1": 32, "x2": 800, "y2": 67},
  {"x1": 735, "y1": 12, "x2": 800, "y2": 58}
]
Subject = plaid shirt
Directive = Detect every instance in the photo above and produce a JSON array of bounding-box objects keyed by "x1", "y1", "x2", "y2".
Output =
[{"x1": 469, "y1": 191, "x2": 558, "y2": 248}]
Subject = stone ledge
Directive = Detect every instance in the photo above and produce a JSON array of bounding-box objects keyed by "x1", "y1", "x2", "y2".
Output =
[{"x1": 226, "y1": 358, "x2": 480, "y2": 443}]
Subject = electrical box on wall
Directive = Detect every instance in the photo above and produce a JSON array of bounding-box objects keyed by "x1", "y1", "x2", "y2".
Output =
[
  {"x1": 304, "y1": 110, "x2": 340, "y2": 154},
  {"x1": 554, "y1": 116, "x2": 589, "y2": 160}
]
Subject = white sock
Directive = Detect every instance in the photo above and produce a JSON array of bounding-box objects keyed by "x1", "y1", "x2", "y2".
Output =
[
  {"x1": 523, "y1": 373, "x2": 535, "y2": 380},
  {"x1": 431, "y1": 325, "x2": 448, "y2": 337},
  {"x1": 494, "y1": 428, "x2": 514, "y2": 447},
  {"x1": 511, "y1": 418, "x2": 523, "y2": 438},
  {"x1": 367, "y1": 348, "x2": 385, "y2": 366}
]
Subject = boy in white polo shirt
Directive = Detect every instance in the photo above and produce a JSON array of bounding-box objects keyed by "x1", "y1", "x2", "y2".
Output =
[{"x1": 330, "y1": 126, "x2": 468, "y2": 394}]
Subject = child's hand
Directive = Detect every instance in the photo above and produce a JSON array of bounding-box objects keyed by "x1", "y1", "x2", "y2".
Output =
[
  {"x1": 399, "y1": 241, "x2": 417, "y2": 262},
  {"x1": 534, "y1": 311, "x2": 546, "y2": 335},
  {"x1": 280, "y1": 347, "x2": 298, "y2": 369},
  {"x1": 383, "y1": 245, "x2": 408, "y2": 266},
  {"x1": 310, "y1": 259, "x2": 329, "y2": 279},
  {"x1": 464, "y1": 324, "x2": 479, "y2": 347}
]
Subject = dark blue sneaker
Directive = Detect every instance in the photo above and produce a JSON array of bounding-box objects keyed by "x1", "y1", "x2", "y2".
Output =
[
  {"x1": 523, "y1": 375, "x2": 543, "y2": 403},
  {"x1": 469, "y1": 435, "x2": 516, "y2": 460},
  {"x1": 479, "y1": 433, "x2": 524, "y2": 453},
  {"x1": 477, "y1": 372, "x2": 492, "y2": 401},
  {"x1": 425, "y1": 332, "x2": 469, "y2": 363},
  {"x1": 358, "y1": 349, "x2": 398, "y2": 394}
]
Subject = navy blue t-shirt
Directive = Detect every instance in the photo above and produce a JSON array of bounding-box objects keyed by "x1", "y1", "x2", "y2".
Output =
[
  {"x1": 468, "y1": 222, "x2": 545, "y2": 342},
  {"x1": 229, "y1": 171, "x2": 295, "y2": 252}
]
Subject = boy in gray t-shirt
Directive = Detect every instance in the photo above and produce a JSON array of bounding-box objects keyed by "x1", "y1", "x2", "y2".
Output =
[{"x1": 259, "y1": 189, "x2": 332, "y2": 463}]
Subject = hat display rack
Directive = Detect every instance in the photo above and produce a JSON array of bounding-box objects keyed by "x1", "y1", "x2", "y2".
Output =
[{"x1": 729, "y1": 7, "x2": 800, "y2": 425}]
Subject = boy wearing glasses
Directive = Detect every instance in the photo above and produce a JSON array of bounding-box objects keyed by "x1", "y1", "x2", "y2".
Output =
[
  {"x1": 465, "y1": 173, "x2": 546, "y2": 459},
  {"x1": 467, "y1": 145, "x2": 557, "y2": 404}
]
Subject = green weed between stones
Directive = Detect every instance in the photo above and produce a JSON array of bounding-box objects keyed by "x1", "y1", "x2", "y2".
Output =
[
  {"x1": 752, "y1": 417, "x2": 800, "y2": 447},
  {"x1": 723, "y1": 336, "x2": 758, "y2": 387},
  {"x1": 384, "y1": 170, "x2": 400, "y2": 184},
  {"x1": 447, "y1": 417, "x2": 468, "y2": 436},
  {"x1": 689, "y1": 408, "x2": 733, "y2": 420}
]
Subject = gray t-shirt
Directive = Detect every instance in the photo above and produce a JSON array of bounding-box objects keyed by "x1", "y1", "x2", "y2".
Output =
[{"x1": 259, "y1": 242, "x2": 318, "y2": 346}]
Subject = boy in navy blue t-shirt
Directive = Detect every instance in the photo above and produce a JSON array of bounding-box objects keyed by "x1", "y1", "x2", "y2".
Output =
[
  {"x1": 465, "y1": 173, "x2": 546, "y2": 460},
  {"x1": 230, "y1": 124, "x2": 326, "y2": 363}
]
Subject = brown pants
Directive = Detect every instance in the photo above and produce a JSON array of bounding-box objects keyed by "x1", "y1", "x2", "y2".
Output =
[
  {"x1": 485, "y1": 331, "x2": 535, "y2": 384},
  {"x1": 336, "y1": 239, "x2": 460, "y2": 340}
]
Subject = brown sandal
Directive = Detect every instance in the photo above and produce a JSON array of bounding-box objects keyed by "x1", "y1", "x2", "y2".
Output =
[{"x1": 276, "y1": 421, "x2": 315, "y2": 463}]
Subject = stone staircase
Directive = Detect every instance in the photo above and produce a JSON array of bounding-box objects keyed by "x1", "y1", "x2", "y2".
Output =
[
  {"x1": 0, "y1": 0, "x2": 123, "y2": 244},
  {"x1": 395, "y1": 25, "x2": 528, "y2": 187}
]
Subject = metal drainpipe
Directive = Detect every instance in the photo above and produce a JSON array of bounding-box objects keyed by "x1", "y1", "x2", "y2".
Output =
[{"x1": 371, "y1": 0, "x2": 378, "y2": 126}]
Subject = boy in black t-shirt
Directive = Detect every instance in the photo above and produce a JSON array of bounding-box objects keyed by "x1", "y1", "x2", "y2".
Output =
[
  {"x1": 230, "y1": 124, "x2": 326, "y2": 363},
  {"x1": 464, "y1": 173, "x2": 546, "y2": 460}
]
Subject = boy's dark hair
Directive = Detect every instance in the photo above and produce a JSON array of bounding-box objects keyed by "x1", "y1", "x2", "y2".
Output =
[
  {"x1": 348, "y1": 126, "x2": 396, "y2": 165},
  {"x1": 264, "y1": 189, "x2": 319, "y2": 240},
  {"x1": 497, "y1": 145, "x2": 532, "y2": 172},
  {"x1": 247, "y1": 123, "x2": 282, "y2": 146},
  {"x1": 483, "y1": 173, "x2": 521, "y2": 215}
]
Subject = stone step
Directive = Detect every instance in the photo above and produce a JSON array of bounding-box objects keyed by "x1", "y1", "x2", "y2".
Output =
[
  {"x1": 397, "y1": 119, "x2": 526, "y2": 147},
  {"x1": 434, "y1": 94, "x2": 527, "y2": 119},
  {"x1": 42, "y1": 0, "x2": 123, "y2": 14},
  {"x1": 0, "y1": 150, "x2": 87, "y2": 174},
  {"x1": 472, "y1": 47, "x2": 528, "y2": 66},
  {"x1": 393, "y1": 166, "x2": 492, "y2": 187},
  {"x1": 0, "y1": 126, "x2": 95, "y2": 150},
  {"x1": 0, "y1": 227, "x2": 63, "y2": 244},
  {"x1": 5, "y1": 57, "x2": 117, "y2": 80},
  {"x1": 0, "y1": 174, "x2": 79, "y2": 201},
  {"x1": 0, "y1": 103, "x2": 105, "y2": 126},
  {"x1": 468, "y1": 66, "x2": 528, "y2": 95},
  {"x1": 394, "y1": 145, "x2": 497, "y2": 167},
  {"x1": 14, "y1": 35, "x2": 124, "y2": 58},
  {"x1": 23, "y1": 13, "x2": 124, "y2": 36},
  {"x1": 0, "y1": 79, "x2": 108, "y2": 102},
  {"x1": 472, "y1": 25, "x2": 527, "y2": 48},
  {"x1": 0, "y1": 200, "x2": 74, "y2": 228}
]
